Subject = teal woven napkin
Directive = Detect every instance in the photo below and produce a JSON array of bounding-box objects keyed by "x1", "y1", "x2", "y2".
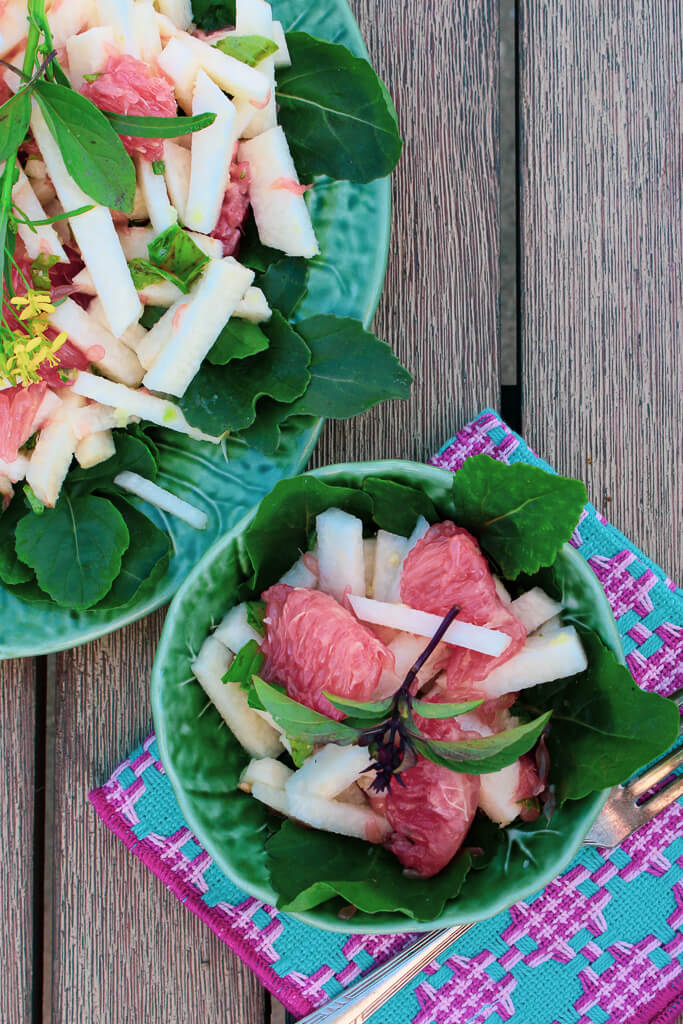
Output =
[{"x1": 90, "y1": 410, "x2": 683, "y2": 1024}]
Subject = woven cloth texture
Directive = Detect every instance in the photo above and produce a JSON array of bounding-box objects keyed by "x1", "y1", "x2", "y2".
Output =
[{"x1": 90, "y1": 410, "x2": 683, "y2": 1024}]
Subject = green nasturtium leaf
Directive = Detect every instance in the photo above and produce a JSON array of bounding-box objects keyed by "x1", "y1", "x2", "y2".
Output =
[
  {"x1": 257, "y1": 257, "x2": 309, "y2": 318},
  {"x1": 207, "y1": 319, "x2": 270, "y2": 365},
  {"x1": 288, "y1": 315, "x2": 412, "y2": 417},
  {"x1": 244, "y1": 474, "x2": 374, "y2": 588},
  {"x1": 251, "y1": 677, "x2": 361, "y2": 745},
  {"x1": 515, "y1": 632, "x2": 681, "y2": 803},
  {"x1": 409, "y1": 712, "x2": 552, "y2": 775},
  {"x1": 276, "y1": 33, "x2": 402, "y2": 183},
  {"x1": 178, "y1": 311, "x2": 310, "y2": 436},
  {"x1": 223, "y1": 639, "x2": 264, "y2": 691},
  {"x1": 213, "y1": 34, "x2": 278, "y2": 66},
  {"x1": 0, "y1": 499, "x2": 35, "y2": 585},
  {"x1": 191, "y1": 0, "x2": 236, "y2": 31},
  {"x1": 34, "y1": 80, "x2": 136, "y2": 212},
  {"x1": 15, "y1": 494, "x2": 130, "y2": 609},
  {"x1": 451, "y1": 455, "x2": 588, "y2": 579},
  {"x1": 0, "y1": 89, "x2": 31, "y2": 162},
  {"x1": 266, "y1": 820, "x2": 473, "y2": 919},
  {"x1": 130, "y1": 224, "x2": 209, "y2": 293},
  {"x1": 95, "y1": 498, "x2": 171, "y2": 611},
  {"x1": 362, "y1": 477, "x2": 437, "y2": 536},
  {"x1": 238, "y1": 216, "x2": 284, "y2": 272}
]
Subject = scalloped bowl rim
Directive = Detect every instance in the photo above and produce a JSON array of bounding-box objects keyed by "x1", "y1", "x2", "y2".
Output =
[{"x1": 151, "y1": 459, "x2": 621, "y2": 934}]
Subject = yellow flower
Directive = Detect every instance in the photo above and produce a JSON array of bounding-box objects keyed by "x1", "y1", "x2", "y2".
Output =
[{"x1": 0, "y1": 291, "x2": 67, "y2": 386}]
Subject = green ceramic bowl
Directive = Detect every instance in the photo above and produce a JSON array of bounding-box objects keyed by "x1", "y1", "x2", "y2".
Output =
[{"x1": 151, "y1": 460, "x2": 624, "y2": 934}]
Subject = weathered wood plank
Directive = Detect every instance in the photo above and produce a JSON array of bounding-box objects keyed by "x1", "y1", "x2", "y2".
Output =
[
  {"x1": 47, "y1": 617, "x2": 267, "y2": 1024},
  {"x1": 519, "y1": 0, "x2": 683, "y2": 581},
  {"x1": 0, "y1": 659, "x2": 36, "y2": 1024},
  {"x1": 314, "y1": 0, "x2": 501, "y2": 468}
]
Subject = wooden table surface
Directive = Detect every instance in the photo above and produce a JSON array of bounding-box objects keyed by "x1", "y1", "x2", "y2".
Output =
[{"x1": 2, "y1": 1, "x2": 682, "y2": 1021}]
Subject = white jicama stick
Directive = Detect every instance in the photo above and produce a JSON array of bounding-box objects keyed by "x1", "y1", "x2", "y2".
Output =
[
  {"x1": 271, "y1": 22, "x2": 291, "y2": 67},
  {"x1": 316, "y1": 508, "x2": 365, "y2": 601},
  {"x1": 114, "y1": 470, "x2": 208, "y2": 530},
  {"x1": 30, "y1": 102, "x2": 142, "y2": 338},
  {"x1": 214, "y1": 602, "x2": 263, "y2": 653},
  {"x1": 117, "y1": 225, "x2": 224, "y2": 261},
  {"x1": 234, "y1": 286, "x2": 271, "y2": 322},
  {"x1": 95, "y1": 0, "x2": 140, "y2": 57},
  {"x1": 236, "y1": 0, "x2": 273, "y2": 34},
  {"x1": 389, "y1": 515, "x2": 430, "y2": 602},
  {"x1": 142, "y1": 257, "x2": 254, "y2": 396},
  {"x1": 185, "y1": 71, "x2": 236, "y2": 233},
  {"x1": 279, "y1": 554, "x2": 317, "y2": 588},
  {"x1": 131, "y1": 184, "x2": 148, "y2": 222},
  {"x1": 286, "y1": 791, "x2": 391, "y2": 843},
  {"x1": 12, "y1": 166, "x2": 67, "y2": 262},
  {"x1": 156, "y1": 14, "x2": 271, "y2": 104},
  {"x1": 49, "y1": 299, "x2": 145, "y2": 387},
  {"x1": 156, "y1": 0, "x2": 193, "y2": 30},
  {"x1": 163, "y1": 141, "x2": 191, "y2": 222},
  {"x1": 286, "y1": 744, "x2": 372, "y2": 801},
  {"x1": 240, "y1": 757, "x2": 293, "y2": 793},
  {"x1": 28, "y1": 389, "x2": 62, "y2": 435},
  {"x1": 510, "y1": 587, "x2": 563, "y2": 634},
  {"x1": 239, "y1": 127, "x2": 319, "y2": 258},
  {"x1": 46, "y1": 0, "x2": 96, "y2": 49},
  {"x1": 232, "y1": 1, "x2": 277, "y2": 136},
  {"x1": 65, "y1": 26, "x2": 118, "y2": 89},
  {"x1": 87, "y1": 296, "x2": 148, "y2": 353},
  {"x1": 251, "y1": 782, "x2": 289, "y2": 815},
  {"x1": 363, "y1": 537, "x2": 377, "y2": 595},
  {"x1": 475, "y1": 627, "x2": 588, "y2": 698},
  {"x1": 25, "y1": 395, "x2": 83, "y2": 507},
  {"x1": 372, "y1": 530, "x2": 409, "y2": 603},
  {"x1": 0, "y1": 455, "x2": 29, "y2": 483},
  {"x1": 68, "y1": 401, "x2": 137, "y2": 441},
  {"x1": 75, "y1": 429, "x2": 116, "y2": 469},
  {"x1": 240, "y1": 57, "x2": 277, "y2": 138},
  {"x1": 0, "y1": 0, "x2": 31, "y2": 58},
  {"x1": 136, "y1": 156, "x2": 178, "y2": 234},
  {"x1": 192, "y1": 636, "x2": 284, "y2": 758},
  {"x1": 348, "y1": 595, "x2": 511, "y2": 657},
  {"x1": 456, "y1": 709, "x2": 526, "y2": 826},
  {"x1": 132, "y1": 2, "x2": 162, "y2": 62},
  {"x1": 70, "y1": 371, "x2": 222, "y2": 442},
  {"x1": 156, "y1": 37, "x2": 201, "y2": 113}
]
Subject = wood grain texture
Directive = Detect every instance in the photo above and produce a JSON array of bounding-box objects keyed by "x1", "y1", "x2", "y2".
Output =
[
  {"x1": 47, "y1": 616, "x2": 267, "y2": 1024},
  {"x1": 519, "y1": 0, "x2": 683, "y2": 581},
  {"x1": 0, "y1": 659, "x2": 35, "y2": 1024},
  {"x1": 312, "y1": 0, "x2": 501, "y2": 469}
]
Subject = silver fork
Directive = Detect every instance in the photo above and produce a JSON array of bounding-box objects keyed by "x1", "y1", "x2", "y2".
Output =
[{"x1": 297, "y1": 688, "x2": 683, "y2": 1024}]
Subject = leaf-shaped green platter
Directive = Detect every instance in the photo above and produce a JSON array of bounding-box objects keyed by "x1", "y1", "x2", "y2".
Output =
[
  {"x1": 151, "y1": 460, "x2": 624, "y2": 933},
  {"x1": 0, "y1": 0, "x2": 390, "y2": 659}
]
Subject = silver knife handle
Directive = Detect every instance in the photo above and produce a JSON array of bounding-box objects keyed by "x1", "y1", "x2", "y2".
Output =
[{"x1": 295, "y1": 924, "x2": 472, "y2": 1024}]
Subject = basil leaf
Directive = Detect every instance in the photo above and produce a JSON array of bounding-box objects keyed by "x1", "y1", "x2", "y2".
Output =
[
  {"x1": 451, "y1": 455, "x2": 588, "y2": 579},
  {"x1": 275, "y1": 33, "x2": 402, "y2": 183},
  {"x1": 192, "y1": 0, "x2": 236, "y2": 31},
  {"x1": 251, "y1": 677, "x2": 361, "y2": 745},
  {"x1": 410, "y1": 712, "x2": 552, "y2": 774},
  {"x1": 0, "y1": 499, "x2": 34, "y2": 585},
  {"x1": 362, "y1": 478, "x2": 437, "y2": 536},
  {"x1": 66, "y1": 431, "x2": 157, "y2": 497},
  {"x1": 258, "y1": 257, "x2": 308, "y2": 318},
  {"x1": 411, "y1": 698, "x2": 485, "y2": 719},
  {"x1": 0, "y1": 89, "x2": 31, "y2": 162},
  {"x1": 94, "y1": 498, "x2": 171, "y2": 611},
  {"x1": 287, "y1": 736, "x2": 314, "y2": 768},
  {"x1": 267, "y1": 820, "x2": 473, "y2": 919},
  {"x1": 128, "y1": 257, "x2": 186, "y2": 292},
  {"x1": 244, "y1": 474, "x2": 373, "y2": 589},
  {"x1": 103, "y1": 110, "x2": 216, "y2": 137},
  {"x1": 323, "y1": 692, "x2": 394, "y2": 721},
  {"x1": 245, "y1": 600, "x2": 266, "y2": 635},
  {"x1": 34, "y1": 81, "x2": 136, "y2": 212},
  {"x1": 223, "y1": 639, "x2": 264, "y2": 691},
  {"x1": 178, "y1": 310, "x2": 310, "y2": 436},
  {"x1": 206, "y1": 318, "x2": 270, "y2": 365},
  {"x1": 213, "y1": 34, "x2": 278, "y2": 66},
  {"x1": 15, "y1": 493, "x2": 130, "y2": 609},
  {"x1": 515, "y1": 631, "x2": 681, "y2": 803},
  {"x1": 30, "y1": 253, "x2": 59, "y2": 290},
  {"x1": 148, "y1": 223, "x2": 209, "y2": 282},
  {"x1": 288, "y1": 315, "x2": 412, "y2": 417}
]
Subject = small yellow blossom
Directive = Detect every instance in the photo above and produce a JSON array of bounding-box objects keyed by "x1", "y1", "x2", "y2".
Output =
[{"x1": 1, "y1": 290, "x2": 66, "y2": 387}]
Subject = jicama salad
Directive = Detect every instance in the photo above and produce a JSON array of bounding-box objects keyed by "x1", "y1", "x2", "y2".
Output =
[
  {"x1": 0, "y1": 0, "x2": 406, "y2": 611},
  {"x1": 180, "y1": 457, "x2": 678, "y2": 911}
]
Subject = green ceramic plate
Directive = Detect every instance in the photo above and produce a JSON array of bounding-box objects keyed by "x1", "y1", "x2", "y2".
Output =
[
  {"x1": 151, "y1": 460, "x2": 625, "y2": 934},
  {"x1": 0, "y1": 0, "x2": 391, "y2": 660}
]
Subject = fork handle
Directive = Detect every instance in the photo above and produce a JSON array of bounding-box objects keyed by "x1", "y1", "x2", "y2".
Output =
[{"x1": 295, "y1": 924, "x2": 472, "y2": 1024}]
